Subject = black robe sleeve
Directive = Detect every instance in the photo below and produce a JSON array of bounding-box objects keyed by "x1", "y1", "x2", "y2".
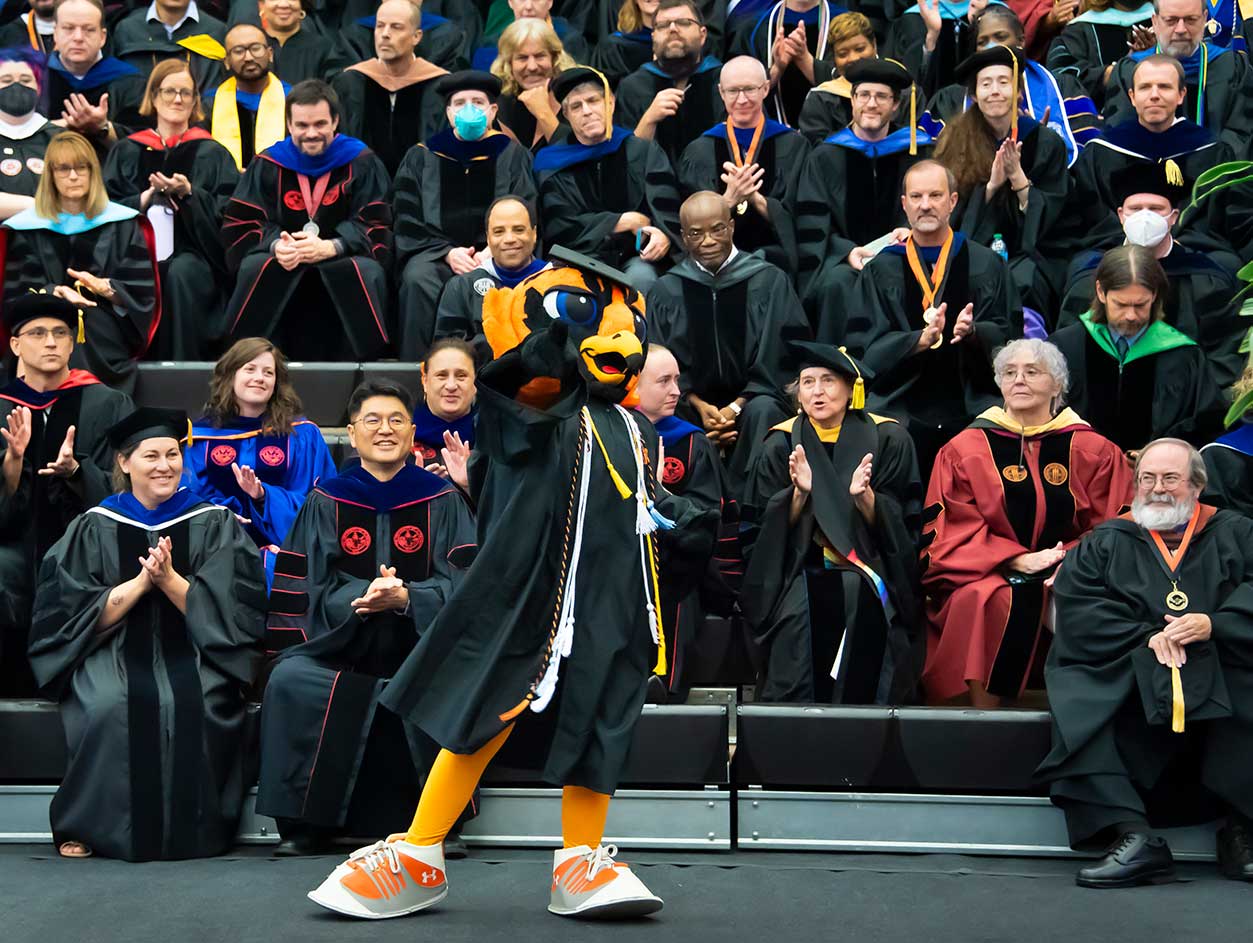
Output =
[{"x1": 222, "y1": 159, "x2": 285, "y2": 273}]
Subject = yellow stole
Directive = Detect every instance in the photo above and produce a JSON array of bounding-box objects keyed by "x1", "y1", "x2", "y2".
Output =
[{"x1": 212, "y1": 74, "x2": 287, "y2": 171}]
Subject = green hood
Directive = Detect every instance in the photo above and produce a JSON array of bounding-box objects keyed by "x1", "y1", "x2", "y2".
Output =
[{"x1": 1079, "y1": 312, "x2": 1196, "y2": 366}]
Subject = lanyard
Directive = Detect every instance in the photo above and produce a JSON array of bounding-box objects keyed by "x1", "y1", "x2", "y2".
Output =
[
  {"x1": 726, "y1": 116, "x2": 765, "y2": 167},
  {"x1": 296, "y1": 171, "x2": 332, "y2": 221},
  {"x1": 1148, "y1": 501, "x2": 1201, "y2": 574},
  {"x1": 904, "y1": 230, "x2": 955, "y2": 311}
]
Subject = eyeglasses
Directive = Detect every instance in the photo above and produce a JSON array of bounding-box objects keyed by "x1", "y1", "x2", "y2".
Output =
[
  {"x1": 683, "y1": 223, "x2": 730, "y2": 241},
  {"x1": 350, "y1": 415, "x2": 412, "y2": 432},
  {"x1": 157, "y1": 87, "x2": 195, "y2": 102},
  {"x1": 1157, "y1": 14, "x2": 1203, "y2": 27},
  {"x1": 1137, "y1": 473, "x2": 1186, "y2": 490},
  {"x1": 656, "y1": 17, "x2": 699, "y2": 30},
  {"x1": 0, "y1": 76, "x2": 37, "y2": 88},
  {"x1": 16, "y1": 327, "x2": 73, "y2": 341},
  {"x1": 999, "y1": 366, "x2": 1046, "y2": 381},
  {"x1": 228, "y1": 42, "x2": 269, "y2": 58},
  {"x1": 50, "y1": 162, "x2": 90, "y2": 176},
  {"x1": 720, "y1": 83, "x2": 766, "y2": 100},
  {"x1": 853, "y1": 90, "x2": 895, "y2": 104}
]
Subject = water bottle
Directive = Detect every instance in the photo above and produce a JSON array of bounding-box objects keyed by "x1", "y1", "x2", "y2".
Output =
[{"x1": 991, "y1": 233, "x2": 1008, "y2": 261}]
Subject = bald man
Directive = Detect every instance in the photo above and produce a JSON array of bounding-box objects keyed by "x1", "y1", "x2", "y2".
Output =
[
  {"x1": 646, "y1": 191, "x2": 811, "y2": 494},
  {"x1": 677, "y1": 55, "x2": 811, "y2": 275},
  {"x1": 205, "y1": 24, "x2": 291, "y2": 170}
]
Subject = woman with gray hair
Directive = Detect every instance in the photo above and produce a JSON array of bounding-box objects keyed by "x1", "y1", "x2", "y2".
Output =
[{"x1": 920, "y1": 337, "x2": 1135, "y2": 708}]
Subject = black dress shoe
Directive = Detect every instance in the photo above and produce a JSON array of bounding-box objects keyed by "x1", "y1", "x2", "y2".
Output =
[
  {"x1": 1075, "y1": 832, "x2": 1176, "y2": 888},
  {"x1": 1217, "y1": 821, "x2": 1253, "y2": 882},
  {"x1": 272, "y1": 833, "x2": 334, "y2": 857}
]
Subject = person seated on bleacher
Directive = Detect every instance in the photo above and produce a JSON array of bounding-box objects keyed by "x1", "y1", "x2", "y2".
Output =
[
  {"x1": 741, "y1": 340, "x2": 923, "y2": 705},
  {"x1": 1050, "y1": 245, "x2": 1223, "y2": 453},
  {"x1": 203, "y1": 24, "x2": 291, "y2": 172},
  {"x1": 183, "y1": 337, "x2": 335, "y2": 572},
  {"x1": 472, "y1": 0, "x2": 590, "y2": 74},
  {"x1": 325, "y1": 0, "x2": 468, "y2": 76},
  {"x1": 103, "y1": 59, "x2": 240, "y2": 361},
  {"x1": 796, "y1": 12, "x2": 879, "y2": 144},
  {"x1": 29, "y1": 406, "x2": 265, "y2": 861},
  {"x1": 1, "y1": 130, "x2": 161, "y2": 391},
  {"x1": 646, "y1": 190, "x2": 807, "y2": 493},
  {"x1": 1201, "y1": 351, "x2": 1253, "y2": 516},
  {"x1": 234, "y1": 0, "x2": 334, "y2": 86},
  {"x1": 222, "y1": 79, "x2": 393, "y2": 361},
  {"x1": 1037, "y1": 437, "x2": 1253, "y2": 888},
  {"x1": 0, "y1": 48, "x2": 56, "y2": 212},
  {"x1": 432, "y1": 195, "x2": 551, "y2": 364},
  {"x1": 110, "y1": 0, "x2": 229, "y2": 97},
  {"x1": 1046, "y1": 0, "x2": 1155, "y2": 109},
  {"x1": 257, "y1": 378, "x2": 475, "y2": 856},
  {"x1": 392, "y1": 69, "x2": 538, "y2": 360},
  {"x1": 590, "y1": 0, "x2": 660, "y2": 90},
  {"x1": 921, "y1": 338, "x2": 1133, "y2": 708},
  {"x1": 410, "y1": 337, "x2": 475, "y2": 489},
  {"x1": 0, "y1": 292, "x2": 131, "y2": 696},
  {"x1": 0, "y1": 0, "x2": 56, "y2": 54},
  {"x1": 489, "y1": 17, "x2": 572, "y2": 152}
]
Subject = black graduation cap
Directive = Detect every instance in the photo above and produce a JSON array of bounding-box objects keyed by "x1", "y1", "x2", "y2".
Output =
[
  {"x1": 434, "y1": 69, "x2": 502, "y2": 103},
  {"x1": 786, "y1": 340, "x2": 872, "y2": 409},
  {"x1": 843, "y1": 57, "x2": 913, "y2": 93},
  {"x1": 549, "y1": 244, "x2": 635, "y2": 291},
  {"x1": 953, "y1": 44, "x2": 1029, "y2": 87},
  {"x1": 550, "y1": 66, "x2": 610, "y2": 105},
  {"x1": 1109, "y1": 159, "x2": 1189, "y2": 208},
  {"x1": 2, "y1": 290, "x2": 84, "y2": 342},
  {"x1": 105, "y1": 407, "x2": 190, "y2": 452}
]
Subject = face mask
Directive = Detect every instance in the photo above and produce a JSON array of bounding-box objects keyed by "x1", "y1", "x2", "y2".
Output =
[
  {"x1": 453, "y1": 103, "x2": 488, "y2": 141},
  {"x1": 0, "y1": 84, "x2": 38, "y2": 117},
  {"x1": 1123, "y1": 208, "x2": 1171, "y2": 248}
]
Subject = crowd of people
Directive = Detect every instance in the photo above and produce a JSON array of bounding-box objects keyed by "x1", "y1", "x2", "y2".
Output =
[{"x1": 1, "y1": 0, "x2": 1252, "y2": 909}]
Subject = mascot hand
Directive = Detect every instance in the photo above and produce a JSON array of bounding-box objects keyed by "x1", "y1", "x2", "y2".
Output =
[{"x1": 519, "y1": 319, "x2": 572, "y2": 380}]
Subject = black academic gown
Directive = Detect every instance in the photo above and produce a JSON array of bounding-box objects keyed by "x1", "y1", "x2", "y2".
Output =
[
  {"x1": 1050, "y1": 316, "x2": 1224, "y2": 451},
  {"x1": 726, "y1": 3, "x2": 838, "y2": 127},
  {"x1": 257, "y1": 466, "x2": 476, "y2": 833},
  {"x1": 392, "y1": 130, "x2": 537, "y2": 359},
  {"x1": 0, "y1": 120, "x2": 56, "y2": 198},
  {"x1": 330, "y1": 65, "x2": 447, "y2": 177},
  {"x1": 222, "y1": 136, "x2": 393, "y2": 360},
  {"x1": 797, "y1": 81, "x2": 854, "y2": 144},
  {"x1": 1038, "y1": 507, "x2": 1253, "y2": 847},
  {"x1": 42, "y1": 54, "x2": 148, "y2": 145},
  {"x1": 1046, "y1": 8, "x2": 1154, "y2": 107},
  {"x1": 645, "y1": 250, "x2": 810, "y2": 492},
  {"x1": 103, "y1": 130, "x2": 241, "y2": 360},
  {"x1": 847, "y1": 235, "x2": 1017, "y2": 474},
  {"x1": 379, "y1": 356, "x2": 718, "y2": 794},
  {"x1": 885, "y1": 8, "x2": 978, "y2": 98},
  {"x1": 0, "y1": 209, "x2": 161, "y2": 391},
  {"x1": 110, "y1": 10, "x2": 229, "y2": 95},
  {"x1": 1202, "y1": 426, "x2": 1253, "y2": 517},
  {"x1": 676, "y1": 119, "x2": 809, "y2": 274},
  {"x1": 612, "y1": 57, "x2": 726, "y2": 166},
  {"x1": 325, "y1": 8, "x2": 468, "y2": 74},
  {"x1": 741, "y1": 411, "x2": 923, "y2": 705},
  {"x1": 29, "y1": 493, "x2": 265, "y2": 861},
  {"x1": 0, "y1": 375, "x2": 131, "y2": 695},
  {"x1": 268, "y1": 29, "x2": 335, "y2": 84},
  {"x1": 592, "y1": 29, "x2": 655, "y2": 90},
  {"x1": 432, "y1": 257, "x2": 552, "y2": 366},
  {"x1": 494, "y1": 93, "x2": 550, "y2": 153}
]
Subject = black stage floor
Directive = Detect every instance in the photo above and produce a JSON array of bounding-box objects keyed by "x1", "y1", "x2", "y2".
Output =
[{"x1": 2, "y1": 845, "x2": 1248, "y2": 943}]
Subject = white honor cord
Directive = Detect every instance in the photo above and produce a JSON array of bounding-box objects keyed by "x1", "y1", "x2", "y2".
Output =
[
  {"x1": 615, "y1": 405, "x2": 662, "y2": 645},
  {"x1": 531, "y1": 409, "x2": 594, "y2": 713}
]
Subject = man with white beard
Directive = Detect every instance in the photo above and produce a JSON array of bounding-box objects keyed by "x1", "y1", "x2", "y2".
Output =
[{"x1": 1037, "y1": 438, "x2": 1253, "y2": 888}]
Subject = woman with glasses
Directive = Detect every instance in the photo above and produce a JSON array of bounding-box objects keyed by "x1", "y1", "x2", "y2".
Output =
[
  {"x1": 103, "y1": 60, "x2": 240, "y2": 360},
  {"x1": 1, "y1": 130, "x2": 159, "y2": 391},
  {"x1": 0, "y1": 47, "x2": 55, "y2": 209},
  {"x1": 921, "y1": 337, "x2": 1134, "y2": 708}
]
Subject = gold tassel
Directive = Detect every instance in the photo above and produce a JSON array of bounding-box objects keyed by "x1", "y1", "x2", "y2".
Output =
[
  {"x1": 852, "y1": 377, "x2": 866, "y2": 410},
  {"x1": 909, "y1": 83, "x2": 917, "y2": 156},
  {"x1": 76, "y1": 308, "x2": 84, "y2": 343},
  {"x1": 587, "y1": 409, "x2": 633, "y2": 500},
  {"x1": 1170, "y1": 665, "x2": 1185, "y2": 733},
  {"x1": 186, "y1": 418, "x2": 194, "y2": 447},
  {"x1": 1011, "y1": 54, "x2": 1019, "y2": 141},
  {"x1": 1165, "y1": 158, "x2": 1184, "y2": 187}
]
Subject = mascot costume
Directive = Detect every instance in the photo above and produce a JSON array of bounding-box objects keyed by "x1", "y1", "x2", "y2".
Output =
[{"x1": 306, "y1": 247, "x2": 718, "y2": 920}]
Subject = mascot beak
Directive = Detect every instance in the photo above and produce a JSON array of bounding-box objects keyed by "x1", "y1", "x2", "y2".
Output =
[{"x1": 579, "y1": 298, "x2": 644, "y2": 386}]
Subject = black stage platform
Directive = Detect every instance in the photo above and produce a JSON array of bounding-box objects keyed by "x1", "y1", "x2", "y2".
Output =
[{"x1": 2, "y1": 845, "x2": 1246, "y2": 943}]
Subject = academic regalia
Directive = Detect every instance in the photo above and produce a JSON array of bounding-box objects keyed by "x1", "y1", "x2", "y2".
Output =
[
  {"x1": 847, "y1": 233, "x2": 1017, "y2": 473},
  {"x1": 920, "y1": 408, "x2": 1133, "y2": 702},
  {"x1": 645, "y1": 250, "x2": 809, "y2": 490},
  {"x1": 0, "y1": 13, "x2": 55, "y2": 54},
  {"x1": 0, "y1": 116, "x2": 55, "y2": 198},
  {"x1": 257, "y1": 464, "x2": 476, "y2": 834},
  {"x1": 676, "y1": 118, "x2": 809, "y2": 274},
  {"x1": 269, "y1": 28, "x2": 335, "y2": 83},
  {"x1": 29, "y1": 488, "x2": 265, "y2": 861},
  {"x1": 393, "y1": 130, "x2": 538, "y2": 359},
  {"x1": 470, "y1": 17, "x2": 590, "y2": 73},
  {"x1": 1037, "y1": 505, "x2": 1253, "y2": 847},
  {"x1": 1050, "y1": 314, "x2": 1224, "y2": 451},
  {"x1": 1104, "y1": 44, "x2": 1253, "y2": 155},
  {"x1": 797, "y1": 77, "x2": 853, "y2": 144},
  {"x1": 885, "y1": 0, "x2": 996, "y2": 97},
  {"x1": 795, "y1": 125, "x2": 935, "y2": 339},
  {"x1": 42, "y1": 53, "x2": 148, "y2": 142},
  {"x1": 432, "y1": 256, "x2": 552, "y2": 366},
  {"x1": 612, "y1": 57, "x2": 726, "y2": 166},
  {"x1": 330, "y1": 57, "x2": 448, "y2": 177},
  {"x1": 110, "y1": 9, "x2": 229, "y2": 95},
  {"x1": 326, "y1": 11, "x2": 467, "y2": 75},
  {"x1": 102, "y1": 128, "x2": 240, "y2": 360},
  {"x1": 410, "y1": 401, "x2": 476, "y2": 467},
  {"x1": 1, "y1": 205, "x2": 161, "y2": 391},
  {"x1": 495, "y1": 93, "x2": 552, "y2": 153},
  {"x1": 203, "y1": 75, "x2": 291, "y2": 170},
  {"x1": 534, "y1": 128, "x2": 682, "y2": 271},
  {"x1": 0, "y1": 371, "x2": 132, "y2": 695},
  {"x1": 183, "y1": 415, "x2": 336, "y2": 548},
  {"x1": 1202, "y1": 423, "x2": 1253, "y2": 517},
  {"x1": 1045, "y1": 3, "x2": 1155, "y2": 107},
  {"x1": 222, "y1": 134, "x2": 393, "y2": 361},
  {"x1": 591, "y1": 28, "x2": 654, "y2": 90},
  {"x1": 1057, "y1": 245, "x2": 1244, "y2": 388}
]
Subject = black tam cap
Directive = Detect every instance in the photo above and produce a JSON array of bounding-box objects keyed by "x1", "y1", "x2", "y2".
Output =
[
  {"x1": 787, "y1": 341, "x2": 872, "y2": 409},
  {"x1": 434, "y1": 69, "x2": 502, "y2": 102},
  {"x1": 550, "y1": 67, "x2": 610, "y2": 105},
  {"x1": 843, "y1": 57, "x2": 913, "y2": 93},
  {"x1": 1110, "y1": 159, "x2": 1189, "y2": 208},
  {"x1": 105, "y1": 407, "x2": 190, "y2": 452},
  {"x1": 2, "y1": 290, "x2": 82, "y2": 340},
  {"x1": 953, "y1": 44, "x2": 1028, "y2": 87}
]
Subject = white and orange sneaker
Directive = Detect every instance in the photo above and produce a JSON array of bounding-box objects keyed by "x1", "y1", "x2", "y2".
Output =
[
  {"x1": 548, "y1": 844, "x2": 663, "y2": 919},
  {"x1": 307, "y1": 836, "x2": 447, "y2": 919}
]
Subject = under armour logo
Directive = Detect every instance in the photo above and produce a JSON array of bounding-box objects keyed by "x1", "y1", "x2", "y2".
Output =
[{"x1": 422, "y1": 869, "x2": 439, "y2": 884}]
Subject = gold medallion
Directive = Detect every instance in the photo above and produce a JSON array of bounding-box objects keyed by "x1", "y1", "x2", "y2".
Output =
[
  {"x1": 923, "y1": 306, "x2": 943, "y2": 349},
  {"x1": 1042, "y1": 462, "x2": 1068, "y2": 486},
  {"x1": 736, "y1": 201, "x2": 748, "y2": 215},
  {"x1": 1002, "y1": 465, "x2": 1028, "y2": 483},
  {"x1": 1166, "y1": 581, "x2": 1189, "y2": 612},
  {"x1": 1206, "y1": 17, "x2": 1219, "y2": 35}
]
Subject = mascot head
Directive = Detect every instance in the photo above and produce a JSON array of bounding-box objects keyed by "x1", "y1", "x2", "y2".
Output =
[{"x1": 481, "y1": 247, "x2": 648, "y2": 406}]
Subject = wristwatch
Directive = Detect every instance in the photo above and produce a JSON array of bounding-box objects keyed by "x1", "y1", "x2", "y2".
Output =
[{"x1": 727, "y1": 401, "x2": 743, "y2": 417}]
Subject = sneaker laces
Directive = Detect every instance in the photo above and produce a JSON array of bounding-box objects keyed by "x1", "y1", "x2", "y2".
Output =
[
  {"x1": 582, "y1": 844, "x2": 620, "y2": 881},
  {"x1": 348, "y1": 840, "x2": 402, "y2": 876}
]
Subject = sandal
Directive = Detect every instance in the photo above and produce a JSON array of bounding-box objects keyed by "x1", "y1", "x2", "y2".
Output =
[{"x1": 58, "y1": 841, "x2": 93, "y2": 859}]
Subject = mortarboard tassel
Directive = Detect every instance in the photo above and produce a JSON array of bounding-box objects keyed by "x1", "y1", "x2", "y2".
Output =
[
  {"x1": 1165, "y1": 158, "x2": 1184, "y2": 187},
  {"x1": 1011, "y1": 53, "x2": 1019, "y2": 142},
  {"x1": 76, "y1": 308, "x2": 84, "y2": 344},
  {"x1": 839, "y1": 345, "x2": 866, "y2": 409},
  {"x1": 1171, "y1": 664, "x2": 1185, "y2": 733},
  {"x1": 186, "y1": 418, "x2": 194, "y2": 447},
  {"x1": 909, "y1": 82, "x2": 917, "y2": 156}
]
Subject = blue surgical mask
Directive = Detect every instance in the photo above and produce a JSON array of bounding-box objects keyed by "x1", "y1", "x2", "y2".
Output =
[{"x1": 453, "y1": 103, "x2": 488, "y2": 141}]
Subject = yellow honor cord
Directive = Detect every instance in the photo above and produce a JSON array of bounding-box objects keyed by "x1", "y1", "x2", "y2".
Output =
[
  {"x1": 586, "y1": 409, "x2": 633, "y2": 500},
  {"x1": 1170, "y1": 665, "x2": 1185, "y2": 733},
  {"x1": 646, "y1": 532, "x2": 667, "y2": 675}
]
